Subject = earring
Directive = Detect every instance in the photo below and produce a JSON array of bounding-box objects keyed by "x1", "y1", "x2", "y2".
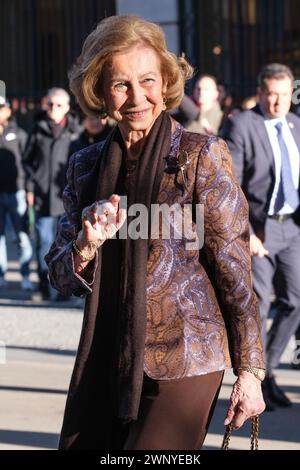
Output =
[
  {"x1": 162, "y1": 96, "x2": 167, "y2": 110},
  {"x1": 99, "y1": 100, "x2": 108, "y2": 118}
]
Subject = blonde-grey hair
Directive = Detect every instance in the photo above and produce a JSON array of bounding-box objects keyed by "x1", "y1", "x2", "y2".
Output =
[{"x1": 69, "y1": 15, "x2": 193, "y2": 117}]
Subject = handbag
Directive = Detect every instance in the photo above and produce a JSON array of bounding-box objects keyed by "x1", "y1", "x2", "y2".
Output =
[{"x1": 221, "y1": 416, "x2": 259, "y2": 450}]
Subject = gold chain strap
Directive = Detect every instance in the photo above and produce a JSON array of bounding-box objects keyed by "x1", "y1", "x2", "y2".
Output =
[
  {"x1": 221, "y1": 416, "x2": 259, "y2": 450},
  {"x1": 250, "y1": 415, "x2": 259, "y2": 450}
]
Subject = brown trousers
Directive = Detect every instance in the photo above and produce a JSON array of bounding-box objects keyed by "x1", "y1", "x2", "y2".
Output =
[{"x1": 124, "y1": 370, "x2": 224, "y2": 450}]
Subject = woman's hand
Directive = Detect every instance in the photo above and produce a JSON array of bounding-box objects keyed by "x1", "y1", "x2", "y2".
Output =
[
  {"x1": 75, "y1": 194, "x2": 127, "y2": 266},
  {"x1": 224, "y1": 371, "x2": 266, "y2": 429},
  {"x1": 250, "y1": 234, "x2": 269, "y2": 258}
]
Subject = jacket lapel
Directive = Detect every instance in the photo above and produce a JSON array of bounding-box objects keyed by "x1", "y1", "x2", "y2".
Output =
[
  {"x1": 286, "y1": 112, "x2": 300, "y2": 191},
  {"x1": 251, "y1": 106, "x2": 275, "y2": 174},
  {"x1": 287, "y1": 113, "x2": 300, "y2": 149},
  {"x1": 77, "y1": 154, "x2": 103, "y2": 215},
  {"x1": 76, "y1": 129, "x2": 117, "y2": 215}
]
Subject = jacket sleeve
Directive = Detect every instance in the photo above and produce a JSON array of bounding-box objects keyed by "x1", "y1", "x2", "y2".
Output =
[
  {"x1": 22, "y1": 129, "x2": 38, "y2": 193},
  {"x1": 195, "y1": 136, "x2": 265, "y2": 370},
  {"x1": 16, "y1": 128, "x2": 28, "y2": 191},
  {"x1": 220, "y1": 115, "x2": 245, "y2": 185},
  {"x1": 169, "y1": 95, "x2": 200, "y2": 126},
  {"x1": 18, "y1": 128, "x2": 28, "y2": 154},
  {"x1": 178, "y1": 95, "x2": 200, "y2": 121},
  {"x1": 44, "y1": 153, "x2": 98, "y2": 297}
]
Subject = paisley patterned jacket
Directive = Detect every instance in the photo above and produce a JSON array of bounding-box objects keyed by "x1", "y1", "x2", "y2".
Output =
[{"x1": 46, "y1": 124, "x2": 265, "y2": 380}]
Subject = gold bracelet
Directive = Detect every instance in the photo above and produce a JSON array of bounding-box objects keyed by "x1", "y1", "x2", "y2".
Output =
[
  {"x1": 238, "y1": 367, "x2": 266, "y2": 381},
  {"x1": 72, "y1": 239, "x2": 96, "y2": 262}
]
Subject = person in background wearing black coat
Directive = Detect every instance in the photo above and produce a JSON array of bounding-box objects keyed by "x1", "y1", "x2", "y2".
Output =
[
  {"x1": 23, "y1": 88, "x2": 81, "y2": 300},
  {"x1": 69, "y1": 114, "x2": 112, "y2": 156},
  {"x1": 0, "y1": 96, "x2": 33, "y2": 290}
]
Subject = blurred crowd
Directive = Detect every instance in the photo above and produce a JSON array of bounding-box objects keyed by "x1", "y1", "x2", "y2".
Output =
[
  {"x1": 1, "y1": 63, "x2": 300, "y2": 414},
  {"x1": 0, "y1": 88, "x2": 113, "y2": 300}
]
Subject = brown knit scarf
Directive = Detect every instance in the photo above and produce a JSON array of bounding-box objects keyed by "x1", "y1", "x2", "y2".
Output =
[{"x1": 96, "y1": 110, "x2": 172, "y2": 420}]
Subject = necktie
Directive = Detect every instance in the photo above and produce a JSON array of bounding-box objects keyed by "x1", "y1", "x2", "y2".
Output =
[{"x1": 274, "y1": 122, "x2": 299, "y2": 212}]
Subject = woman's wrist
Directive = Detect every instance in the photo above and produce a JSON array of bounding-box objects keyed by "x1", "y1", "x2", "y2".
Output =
[
  {"x1": 237, "y1": 367, "x2": 265, "y2": 382},
  {"x1": 237, "y1": 370, "x2": 263, "y2": 386},
  {"x1": 73, "y1": 237, "x2": 103, "y2": 262}
]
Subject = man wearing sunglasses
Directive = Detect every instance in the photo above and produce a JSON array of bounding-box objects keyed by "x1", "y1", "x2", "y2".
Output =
[{"x1": 23, "y1": 88, "x2": 81, "y2": 300}]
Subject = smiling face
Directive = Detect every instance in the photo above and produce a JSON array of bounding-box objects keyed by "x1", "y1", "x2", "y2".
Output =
[
  {"x1": 102, "y1": 44, "x2": 166, "y2": 139},
  {"x1": 258, "y1": 76, "x2": 293, "y2": 118}
]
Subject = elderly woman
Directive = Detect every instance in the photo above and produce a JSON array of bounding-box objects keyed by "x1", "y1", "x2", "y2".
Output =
[{"x1": 45, "y1": 15, "x2": 265, "y2": 450}]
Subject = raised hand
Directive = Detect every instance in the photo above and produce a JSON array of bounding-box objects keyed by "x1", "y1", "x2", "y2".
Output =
[{"x1": 74, "y1": 194, "x2": 127, "y2": 267}]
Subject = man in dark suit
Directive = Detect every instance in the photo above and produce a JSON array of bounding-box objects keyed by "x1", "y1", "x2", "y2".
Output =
[{"x1": 222, "y1": 63, "x2": 300, "y2": 411}]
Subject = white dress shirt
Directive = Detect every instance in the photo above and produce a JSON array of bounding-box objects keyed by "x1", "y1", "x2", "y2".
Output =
[{"x1": 264, "y1": 116, "x2": 300, "y2": 215}]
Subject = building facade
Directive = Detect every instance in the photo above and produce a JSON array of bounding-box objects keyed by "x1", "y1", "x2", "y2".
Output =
[
  {"x1": 180, "y1": 0, "x2": 300, "y2": 98},
  {"x1": 0, "y1": 0, "x2": 115, "y2": 101},
  {"x1": 1, "y1": 0, "x2": 300, "y2": 103}
]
